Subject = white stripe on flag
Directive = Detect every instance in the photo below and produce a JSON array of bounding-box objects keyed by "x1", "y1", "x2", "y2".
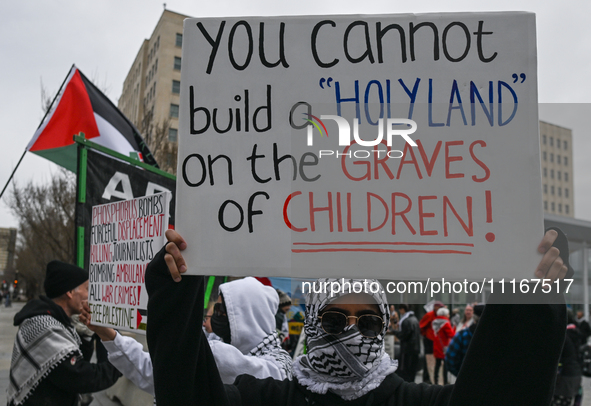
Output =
[{"x1": 92, "y1": 113, "x2": 137, "y2": 158}]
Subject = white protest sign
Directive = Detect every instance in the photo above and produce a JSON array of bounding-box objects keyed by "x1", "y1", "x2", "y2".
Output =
[
  {"x1": 176, "y1": 12, "x2": 542, "y2": 280},
  {"x1": 88, "y1": 192, "x2": 171, "y2": 333}
]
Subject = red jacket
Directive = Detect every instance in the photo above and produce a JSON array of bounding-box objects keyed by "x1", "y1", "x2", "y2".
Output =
[
  {"x1": 432, "y1": 316, "x2": 455, "y2": 359},
  {"x1": 420, "y1": 311, "x2": 437, "y2": 341}
]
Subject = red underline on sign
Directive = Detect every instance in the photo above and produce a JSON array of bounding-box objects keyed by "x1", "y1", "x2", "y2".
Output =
[
  {"x1": 292, "y1": 241, "x2": 474, "y2": 247},
  {"x1": 291, "y1": 248, "x2": 472, "y2": 254}
]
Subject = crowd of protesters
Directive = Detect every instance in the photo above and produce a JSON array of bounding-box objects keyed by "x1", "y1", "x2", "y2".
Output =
[{"x1": 6, "y1": 228, "x2": 590, "y2": 406}]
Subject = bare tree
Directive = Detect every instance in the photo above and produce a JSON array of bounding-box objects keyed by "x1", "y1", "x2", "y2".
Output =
[
  {"x1": 141, "y1": 110, "x2": 177, "y2": 174},
  {"x1": 6, "y1": 170, "x2": 76, "y2": 298}
]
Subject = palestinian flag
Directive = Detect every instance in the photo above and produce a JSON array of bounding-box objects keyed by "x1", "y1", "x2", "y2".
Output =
[{"x1": 27, "y1": 65, "x2": 158, "y2": 172}]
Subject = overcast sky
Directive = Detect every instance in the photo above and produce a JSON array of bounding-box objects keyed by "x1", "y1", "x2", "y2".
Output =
[{"x1": 1, "y1": 0, "x2": 590, "y2": 229}]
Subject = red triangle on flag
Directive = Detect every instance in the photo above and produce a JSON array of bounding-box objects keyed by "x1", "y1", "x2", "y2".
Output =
[{"x1": 29, "y1": 70, "x2": 99, "y2": 152}]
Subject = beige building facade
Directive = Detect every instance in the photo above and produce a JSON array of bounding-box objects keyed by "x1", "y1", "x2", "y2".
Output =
[
  {"x1": 118, "y1": 9, "x2": 187, "y2": 174},
  {"x1": 539, "y1": 121, "x2": 574, "y2": 217}
]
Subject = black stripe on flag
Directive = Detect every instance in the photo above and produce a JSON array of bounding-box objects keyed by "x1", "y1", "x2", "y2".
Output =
[{"x1": 78, "y1": 70, "x2": 159, "y2": 168}]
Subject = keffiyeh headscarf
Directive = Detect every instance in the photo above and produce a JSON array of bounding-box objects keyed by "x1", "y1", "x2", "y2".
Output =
[
  {"x1": 293, "y1": 278, "x2": 397, "y2": 400},
  {"x1": 8, "y1": 315, "x2": 82, "y2": 405},
  {"x1": 249, "y1": 331, "x2": 294, "y2": 380}
]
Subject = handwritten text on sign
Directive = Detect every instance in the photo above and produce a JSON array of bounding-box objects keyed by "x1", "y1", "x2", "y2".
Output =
[
  {"x1": 88, "y1": 192, "x2": 170, "y2": 333},
  {"x1": 176, "y1": 13, "x2": 542, "y2": 280}
]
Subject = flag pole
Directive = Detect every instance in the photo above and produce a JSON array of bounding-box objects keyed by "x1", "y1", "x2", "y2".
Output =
[
  {"x1": 75, "y1": 133, "x2": 88, "y2": 268},
  {"x1": 0, "y1": 149, "x2": 27, "y2": 200},
  {"x1": 0, "y1": 65, "x2": 77, "y2": 200}
]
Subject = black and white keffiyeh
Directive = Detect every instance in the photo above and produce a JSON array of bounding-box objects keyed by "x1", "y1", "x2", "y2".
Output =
[
  {"x1": 249, "y1": 331, "x2": 294, "y2": 380},
  {"x1": 293, "y1": 278, "x2": 397, "y2": 400},
  {"x1": 7, "y1": 315, "x2": 82, "y2": 405}
]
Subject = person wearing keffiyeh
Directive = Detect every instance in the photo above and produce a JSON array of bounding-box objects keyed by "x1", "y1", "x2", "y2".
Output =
[
  {"x1": 7, "y1": 261, "x2": 121, "y2": 406},
  {"x1": 79, "y1": 276, "x2": 293, "y2": 400},
  {"x1": 142, "y1": 228, "x2": 570, "y2": 406}
]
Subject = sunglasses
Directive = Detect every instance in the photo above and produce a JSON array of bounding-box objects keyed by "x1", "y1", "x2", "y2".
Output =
[{"x1": 318, "y1": 311, "x2": 384, "y2": 338}]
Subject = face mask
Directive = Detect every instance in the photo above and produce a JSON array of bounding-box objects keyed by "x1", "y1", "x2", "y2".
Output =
[{"x1": 211, "y1": 313, "x2": 231, "y2": 343}]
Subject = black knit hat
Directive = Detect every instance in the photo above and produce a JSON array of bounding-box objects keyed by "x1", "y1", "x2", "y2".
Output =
[
  {"x1": 277, "y1": 289, "x2": 291, "y2": 307},
  {"x1": 44, "y1": 260, "x2": 88, "y2": 299}
]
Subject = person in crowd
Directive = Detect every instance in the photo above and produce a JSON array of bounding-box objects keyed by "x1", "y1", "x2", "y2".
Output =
[
  {"x1": 553, "y1": 310, "x2": 584, "y2": 406},
  {"x1": 432, "y1": 307, "x2": 455, "y2": 385},
  {"x1": 456, "y1": 305, "x2": 475, "y2": 333},
  {"x1": 144, "y1": 229, "x2": 568, "y2": 405},
  {"x1": 445, "y1": 304, "x2": 484, "y2": 376},
  {"x1": 450, "y1": 308, "x2": 460, "y2": 329},
  {"x1": 80, "y1": 276, "x2": 293, "y2": 398},
  {"x1": 203, "y1": 301, "x2": 222, "y2": 341},
  {"x1": 7, "y1": 260, "x2": 121, "y2": 406},
  {"x1": 573, "y1": 309, "x2": 591, "y2": 406},
  {"x1": 275, "y1": 289, "x2": 291, "y2": 342},
  {"x1": 419, "y1": 300, "x2": 444, "y2": 384},
  {"x1": 575, "y1": 310, "x2": 591, "y2": 338},
  {"x1": 392, "y1": 303, "x2": 421, "y2": 382}
]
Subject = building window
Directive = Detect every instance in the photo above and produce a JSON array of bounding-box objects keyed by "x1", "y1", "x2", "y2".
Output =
[
  {"x1": 155, "y1": 59, "x2": 158, "y2": 73},
  {"x1": 174, "y1": 56, "x2": 182, "y2": 70},
  {"x1": 176, "y1": 33, "x2": 183, "y2": 47},
  {"x1": 564, "y1": 140, "x2": 568, "y2": 149},
  {"x1": 172, "y1": 80, "x2": 180, "y2": 94},
  {"x1": 544, "y1": 201, "x2": 548, "y2": 210},
  {"x1": 565, "y1": 172, "x2": 569, "y2": 181},
  {"x1": 565, "y1": 204, "x2": 570, "y2": 214},
  {"x1": 550, "y1": 137, "x2": 554, "y2": 146},
  {"x1": 558, "y1": 204, "x2": 562, "y2": 213},
  {"x1": 565, "y1": 188, "x2": 569, "y2": 198},
  {"x1": 550, "y1": 153, "x2": 554, "y2": 163},
  {"x1": 543, "y1": 168, "x2": 547, "y2": 177},
  {"x1": 551, "y1": 186, "x2": 554, "y2": 195},
  {"x1": 170, "y1": 103, "x2": 179, "y2": 118},
  {"x1": 551, "y1": 169, "x2": 554, "y2": 179},
  {"x1": 542, "y1": 134, "x2": 546, "y2": 144},
  {"x1": 564, "y1": 156, "x2": 568, "y2": 166},
  {"x1": 168, "y1": 128, "x2": 178, "y2": 142},
  {"x1": 557, "y1": 171, "x2": 561, "y2": 181},
  {"x1": 543, "y1": 151, "x2": 547, "y2": 161},
  {"x1": 558, "y1": 187, "x2": 561, "y2": 197},
  {"x1": 543, "y1": 184, "x2": 547, "y2": 194},
  {"x1": 551, "y1": 202, "x2": 555, "y2": 212},
  {"x1": 557, "y1": 155, "x2": 561, "y2": 164}
]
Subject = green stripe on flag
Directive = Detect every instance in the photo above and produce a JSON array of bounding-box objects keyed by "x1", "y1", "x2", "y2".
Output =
[{"x1": 31, "y1": 144, "x2": 79, "y2": 173}]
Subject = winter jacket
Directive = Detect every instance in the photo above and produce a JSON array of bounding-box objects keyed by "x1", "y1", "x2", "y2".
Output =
[
  {"x1": 431, "y1": 316, "x2": 455, "y2": 359},
  {"x1": 8, "y1": 296, "x2": 121, "y2": 406},
  {"x1": 419, "y1": 311, "x2": 437, "y2": 342},
  {"x1": 145, "y1": 247, "x2": 566, "y2": 406},
  {"x1": 103, "y1": 276, "x2": 292, "y2": 396},
  {"x1": 393, "y1": 312, "x2": 420, "y2": 354},
  {"x1": 445, "y1": 323, "x2": 476, "y2": 376}
]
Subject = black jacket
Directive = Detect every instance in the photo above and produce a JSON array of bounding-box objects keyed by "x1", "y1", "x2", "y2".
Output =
[
  {"x1": 146, "y1": 247, "x2": 565, "y2": 406},
  {"x1": 10, "y1": 296, "x2": 121, "y2": 406},
  {"x1": 392, "y1": 312, "x2": 421, "y2": 355}
]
